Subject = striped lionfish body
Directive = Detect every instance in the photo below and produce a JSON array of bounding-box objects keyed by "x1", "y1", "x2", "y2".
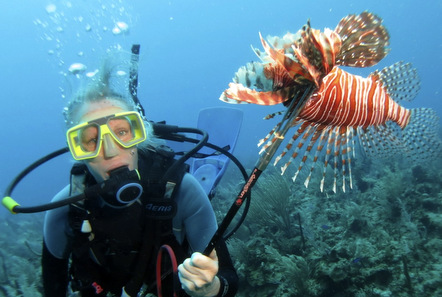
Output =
[{"x1": 220, "y1": 12, "x2": 441, "y2": 192}]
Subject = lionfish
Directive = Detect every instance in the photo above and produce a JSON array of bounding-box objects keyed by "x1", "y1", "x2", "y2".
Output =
[{"x1": 220, "y1": 12, "x2": 441, "y2": 192}]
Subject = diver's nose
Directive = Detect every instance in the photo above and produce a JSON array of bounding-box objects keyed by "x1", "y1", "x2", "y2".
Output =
[{"x1": 102, "y1": 133, "x2": 119, "y2": 158}]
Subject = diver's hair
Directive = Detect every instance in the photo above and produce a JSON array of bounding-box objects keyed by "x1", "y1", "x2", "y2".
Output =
[
  {"x1": 63, "y1": 54, "x2": 136, "y2": 127},
  {"x1": 63, "y1": 52, "x2": 164, "y2": 150}
]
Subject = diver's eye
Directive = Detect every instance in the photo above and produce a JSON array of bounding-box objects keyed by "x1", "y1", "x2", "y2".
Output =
[
  {"x1": 116, "y1": 128, "x2": 130, "y2": 138},
  {"x1": 82, "y1": 138, "x2": 98, "y2": 152},
  {"x1": 109, "y1": 118, "x2": 134, "y2": 142},
  {"x1": 80, "y1": 125, "x2": 99, "y2": 152}
]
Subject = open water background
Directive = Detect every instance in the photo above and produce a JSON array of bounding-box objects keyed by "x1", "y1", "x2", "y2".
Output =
[{"x1": 0, "y1": 0, "x2": 441, "y2": 214}]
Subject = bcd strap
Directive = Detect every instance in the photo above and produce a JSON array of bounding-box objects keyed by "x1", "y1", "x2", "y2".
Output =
[
  {"x1": 69, "y1": 162, "x2": 89, "y2": 197},
  {"x1": 139, "y1": 145, "x2": 188, "y2": 220},
  {"x1": 144, "y1": 199, "x2": 176, "y2": 219}
]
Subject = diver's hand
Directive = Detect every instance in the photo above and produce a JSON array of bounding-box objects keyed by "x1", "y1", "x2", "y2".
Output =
[{"x1": 178, "y1": 250, "x2": 220, "y2": 297}]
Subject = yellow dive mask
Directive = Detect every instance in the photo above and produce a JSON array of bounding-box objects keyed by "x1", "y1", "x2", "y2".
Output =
[{"x1": 66, "y1": 111, "x2": 147, "y2": 160}]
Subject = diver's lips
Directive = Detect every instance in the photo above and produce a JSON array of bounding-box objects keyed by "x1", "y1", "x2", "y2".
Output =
[{"x1": 106, "y1": 164, "x2": 129, "y2": 175}]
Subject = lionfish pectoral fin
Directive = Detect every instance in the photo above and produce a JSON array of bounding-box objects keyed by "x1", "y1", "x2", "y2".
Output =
[
  {"x1": 334, "y1": 11, "x2": 390, "y2": 67},
  {"x1": 259, "y1": 32, "x2": 313, "y2": 82},
  {"x1": 291, "y1": 26, "x2": 337, "y2": 86},
  {"x1": 264, "y1": 110, "x2": 286, "y2": 120},
  {"x1": 292, "y1": 170, "x2": 300, "y2": 182},
  {"x1": 349, "y1": 174, "x2": 353, "y2": 190},
  {"x1": 273, "y1": 154, "x2": 283, "y2": 166},
  {"x1": 304, "y1": 173, "x2": 312, "y2": 188},
  {"x1": 321, "y1": 28, "x2": 342, "y2": 71},
  {"x1": 292, "y1": 44, "x2": 320, "y2": 87},
  {"x1": 280, "y1": 163, "x2": 290, "y2": 175},
  {"x1": 305, "y1": 27, "x2": 342, "y2": 74},
  {"x1": 220, "y1": 83, "x2": 289, "y2": 105},
  {"x1": 219, "y1": 90, "x2": 246, "y2": 104},
  {"x1": 251, "y1": 43, "x2": 272, "y2": 64}
]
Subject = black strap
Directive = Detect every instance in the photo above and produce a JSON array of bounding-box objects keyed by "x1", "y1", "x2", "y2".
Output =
[
  {"x1": 42, "y1": 241, "x2": 69, "y2": 297},
  {"x1": 123, "y1": 217, "x2": 156, "y2": 296}
]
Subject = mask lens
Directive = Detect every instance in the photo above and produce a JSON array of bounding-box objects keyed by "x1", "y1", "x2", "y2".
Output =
[
  {"x1": 108, "y1": 116, "x2": 135, "y2": 144},
  {"x1": 67, "y1": 123, "x2": 102, "y2": 160},
  {"x1": 79, "y1": 124, "x2": 100, "y2": 152},
  {"x1": 107, "y1": 113, "x2": 146, "y2": 147}
]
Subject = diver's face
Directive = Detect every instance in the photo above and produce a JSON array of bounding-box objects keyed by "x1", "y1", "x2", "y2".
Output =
[{"x1": 78, "y1": 99, "x2": 139, "y2": 182}]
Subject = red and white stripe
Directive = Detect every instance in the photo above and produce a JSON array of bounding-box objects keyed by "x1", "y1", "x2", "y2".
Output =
[{"x1": 299, "y1": 66, "x2": 410, "y2": 129}]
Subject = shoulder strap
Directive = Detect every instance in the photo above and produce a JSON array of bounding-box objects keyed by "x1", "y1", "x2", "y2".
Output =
[
  {"x1": 69, "y1": 162, "x2": 89, "y2": 197},
  {"x1": 138, "y1": 145, "x2": 188, "y2": 220}
]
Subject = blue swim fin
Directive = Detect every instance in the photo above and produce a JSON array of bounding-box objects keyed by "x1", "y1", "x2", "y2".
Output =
[{"x1": 191, "y1": 107, "x2": 243, "y2": 198}]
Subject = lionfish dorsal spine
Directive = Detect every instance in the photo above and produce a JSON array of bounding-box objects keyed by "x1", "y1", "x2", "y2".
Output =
[{"x1": 334, "y1": 11, "x2": 390, "y2": 68}]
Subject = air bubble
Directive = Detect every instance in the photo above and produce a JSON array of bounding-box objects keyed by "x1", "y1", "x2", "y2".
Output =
[
  {"x1": 112, "y1": 21, "x2": 129, "y2": 35},
  {"x1": 86, "y1": 69, "x2": 99, "y2": 78},
  {"x1": 45, "y1": 4, "x2": 56, "y2": 14},
  {"x1": 68, "y1": 63, "x2": 87, "y2": 75}
]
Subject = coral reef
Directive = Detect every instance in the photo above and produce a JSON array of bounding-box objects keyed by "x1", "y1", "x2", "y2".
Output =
[
  {"x1": 0, "y1": 213, "x2": 80, "y2": 297},
  {"x1": 0, "y1": 214, "x2": 44, "y2": 296},
  {"x1": 215, "y1": 153, "x2": 442, "y2": 297},
  {"x1": 2, "y1": 152, "x2": 441, "y2": 297}
]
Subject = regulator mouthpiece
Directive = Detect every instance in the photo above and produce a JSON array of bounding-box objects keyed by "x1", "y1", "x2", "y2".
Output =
[{"x1": 99, "y1": 166, "x2": 143, "y2": 208}]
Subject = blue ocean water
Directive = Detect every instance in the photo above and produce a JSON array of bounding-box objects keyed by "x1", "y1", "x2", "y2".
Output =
[{"x1": 0, "y1": 0, "x2": 441, "y2": 213}]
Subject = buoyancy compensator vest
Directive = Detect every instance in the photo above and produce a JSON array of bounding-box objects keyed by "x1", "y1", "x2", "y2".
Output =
[{"x1": 67, "y1": 145, "x2": 189, "y2": 296}]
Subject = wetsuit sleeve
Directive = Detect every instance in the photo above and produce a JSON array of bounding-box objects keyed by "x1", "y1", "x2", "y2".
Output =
[
  {"x1": 42, "y1": 185, "x2": 73, "y2": 297},
  {"x1": 174, "y1": 174, "x2": 238, "y2": 296},
  {"x1": 174, "y1": 173, "x2": 218, "y2": 252},
  {"x1": 215, "y1": 238, "x2": 239, "y2": 297},
  {"x1": 42, "y1": 241, "x2": 69, "y2": 297},
  {"x1": 43, "y1": 185, "x2": 73, "y2": 258}
]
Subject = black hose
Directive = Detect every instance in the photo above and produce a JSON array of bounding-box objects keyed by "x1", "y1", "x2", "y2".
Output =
[
  {"x1": 152, "y1": 123, "x2": 209, "y2": 185},
  {"x1": 12, "y1": 194, "x2": 85, "y2": 213},
  {"x1": 4, "y1": 147, "x2": 69, "y2": 198}
]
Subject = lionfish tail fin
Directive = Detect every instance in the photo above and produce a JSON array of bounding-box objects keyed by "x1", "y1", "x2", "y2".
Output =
[
  {"x1": 335, "y1": 11, "x2": 390, "y2": 67},
  {"x1": 358, "y1": 108, "x2": 442, "y2": 164},
  {"x1": 402, "y1": 108, "x2": 442, "y2": 162}
]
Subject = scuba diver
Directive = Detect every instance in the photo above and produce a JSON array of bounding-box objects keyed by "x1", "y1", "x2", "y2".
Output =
[{"x1": 41, "y1": 55, "x2": 239, "y2": 297}]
